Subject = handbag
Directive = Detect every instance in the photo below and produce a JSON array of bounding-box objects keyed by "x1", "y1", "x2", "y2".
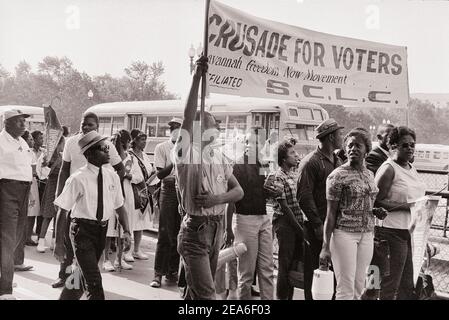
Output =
[
  {"x1": 414, "y1": 273, "x2": 436, "y2": 300},
  {"x1": 129, "y1": 151, "x2": 151, "y2": 212},
  {"x1": 132, "y1": 181, "x2": 149, "y2": 211}
]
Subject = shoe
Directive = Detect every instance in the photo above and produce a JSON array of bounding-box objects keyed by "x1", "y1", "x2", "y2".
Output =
[
  {"x1": 103, "y1": 260, "x2": 115, "y2": 272},
  {"x1": 114, "y1": 259, "x2": 133, "y2": 270},
  {"x1": 123, "y1": 252, "x2": 135, "y2": 262},
  {"x1": 251, "y1": 286, "x2": 260, "y2": 297},
  {"x1": 0, "y1": 294, "x2": 17, "y2": 300},
  {"x1": 25, "y1": 240, "x2": 38, "y2": 246},
  {"x1": 132, "y1": 251, "x2": 149, "y2": 260},
  {"x1": 14, "y1": 264, "x2": 33, "y2": 272},
  {"x1": 51, "y1": 278, "x2": 66, "y2": 288},
  {"x1": 166, "y1": 272, "x2": 178, "y2": 283},
  {"x1": 178, "y1": 286, "x2": 187, "y2": 298},
  {"x1": 37, "y1": 238, "x2": 46, "y2": 253},
  {"x1": 150, "y1": 275, "x2": 162, "y2": 288}
]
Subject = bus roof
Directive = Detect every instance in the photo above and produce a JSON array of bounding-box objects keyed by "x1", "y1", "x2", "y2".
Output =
[
  {"x1": 86, "y1": 98, "x2": 325, "y2": 115},
  {"x1": 415, "y1": 143, "x2": 449, "y2": 150},
  {"x1": 0, "y1": 105, "x2": 44, "y2": 115}
]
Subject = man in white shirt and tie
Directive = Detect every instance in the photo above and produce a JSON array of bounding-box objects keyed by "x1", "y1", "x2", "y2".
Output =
[
  {"x1": 52, "y1": 112, "x2": 124, "y2": 288},
  {"x1": 54, "y1": 131, "x2": 131, "y2": 300},
  {"x1": 0, "y1": 109, "x2": 34, "y2": 300}
]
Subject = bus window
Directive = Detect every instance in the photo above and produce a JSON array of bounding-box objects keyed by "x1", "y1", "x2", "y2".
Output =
[
  {"x1": 417, "y1": 150, "x2": 424, "y2": 159},
  {"x1": 305, "y1": 125, "x2": 315, "y2": 140},
  {"x1": 283, "y1": 124, "x2": 307, "y2": 141},
  {"x1": 157, "y1": 116, "x2": 172, "y2": 137},
  {"x1": 289, "y1": 108, "x2": 298, "y2": 117},
  {"x1": 313, "y1": 109, "x2": 323, "y2": 121},
  {"x1": 98, "y1": 117, "x2": 112, "y2": 136},
  {"x1": 28, "y1": 121, "x2": 45, "y2": 133},
  {"x1": 298, "y1": 108, "x2": 313, "y2": 120},
  {"x1": 214, "y1": 115, "x2": 227, "y2": 139},
  {"x1": 434, "y1": 152, "x2": 441, "y2": 160},
  {"x1": 128, "y1": 114, "x2": 142, "y2": 131},
  {"x1": 227, "y1": 115, "x2": 247, "y2": 138},
  {"x1": 443, "y1": 152, "x2": 449, "y2": 160},
  {"x1": 425, "y1": 151, "x2": 430, "y2": 159},
  {"x1": 146, "y1": 116, "x2": 157, "y2": 137},
  {"x1": 111, "y1": 117, "x2": 125, "y2": 134}
]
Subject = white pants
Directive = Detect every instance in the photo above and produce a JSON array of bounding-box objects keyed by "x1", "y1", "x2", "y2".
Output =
[
  {"x1": 234, "y1": 214, "x2": 274, "y2": 300},
  {"x1": 330, "y1": 229, "x2": 374, "y2": 300}
]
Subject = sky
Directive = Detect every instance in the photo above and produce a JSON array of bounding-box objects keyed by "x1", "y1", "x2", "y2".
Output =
[{"x1": 1, "y1": 0, "x2": 448, "y2": 98}]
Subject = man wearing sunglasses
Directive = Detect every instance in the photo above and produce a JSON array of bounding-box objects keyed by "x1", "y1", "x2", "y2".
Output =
[{"x1": 54, "y1": 131, "x2": 131, "y2": 300}]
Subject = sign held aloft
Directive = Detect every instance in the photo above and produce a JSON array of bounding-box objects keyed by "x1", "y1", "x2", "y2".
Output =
[{"x1": 207, "y1": 0, "x2": 409, "y2": 107}]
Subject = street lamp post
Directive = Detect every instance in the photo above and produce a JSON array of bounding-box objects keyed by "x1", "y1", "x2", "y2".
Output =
[{"x1": 188, "y1": 43, "x2": 203, "y2": 74}]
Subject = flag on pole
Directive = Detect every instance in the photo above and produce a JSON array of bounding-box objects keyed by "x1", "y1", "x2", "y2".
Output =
[{"x1": 44, "y1": 105, "x2": 63, "y2": 162}]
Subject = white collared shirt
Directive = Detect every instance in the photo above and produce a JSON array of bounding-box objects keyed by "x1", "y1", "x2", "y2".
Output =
[
  {"x1": 54, "y1": 163, "x2": 124, "y2": 221},
  {"x1": 154, "y1": 139, "x2": 175, "y2": 179},
  {"x1": 62, "y1": 133, "x2": 122, "y2": 174},
  {"x1": 0, "y1": 129, "x2": 32, "y2": 182}
]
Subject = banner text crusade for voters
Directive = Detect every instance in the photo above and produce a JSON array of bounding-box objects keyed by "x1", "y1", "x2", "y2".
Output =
[{"x1": 207, "y1": 0, "x2": 409, "y2": 107}]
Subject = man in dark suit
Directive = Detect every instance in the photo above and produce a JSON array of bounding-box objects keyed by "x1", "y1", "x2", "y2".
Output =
[{"x1": 366, "y1": 124, "x2": 394, "y2": 174}]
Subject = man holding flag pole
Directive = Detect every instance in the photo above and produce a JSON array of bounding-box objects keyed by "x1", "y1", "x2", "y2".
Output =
[{"x1": 173, "y1": 38, "x2": 244, "y2": 298}]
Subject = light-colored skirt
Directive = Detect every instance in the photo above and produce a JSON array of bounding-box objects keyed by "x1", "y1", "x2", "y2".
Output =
[{"x1": 28, "y1": 177, "x2": 40, "y2": 217}]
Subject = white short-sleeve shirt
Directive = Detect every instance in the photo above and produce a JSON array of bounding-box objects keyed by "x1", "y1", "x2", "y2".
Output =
[
  {"x1": 54, "y1": 163, "x2": 124, "y2": 221},
  {"x1": 0, "y1": 129, "x2": 33, "y2": 182},
  {"x1": 62, "y1": 133, "x2": 122, "y2": 174}
]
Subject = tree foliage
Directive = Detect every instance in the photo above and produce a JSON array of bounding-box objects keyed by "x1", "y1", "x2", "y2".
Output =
[
  {"x1": 0, "y1": 57, "x2": 177, "y2": 131},
  {"x1": 321, "y1": 101, "x2": 449, "y2": 144}
]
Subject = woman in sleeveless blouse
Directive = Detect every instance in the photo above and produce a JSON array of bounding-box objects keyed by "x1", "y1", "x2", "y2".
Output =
[{"x1": 374, "y1": 126, "x2": 426, "y2": 300}]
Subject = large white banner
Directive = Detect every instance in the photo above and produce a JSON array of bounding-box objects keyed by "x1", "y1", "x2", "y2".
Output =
[
  {"x1": 207, "y1": 0, "x2": 409, "y2": 107},
  {"x1": 409, "y1": 195, "x2": 440, "y2": 285}
]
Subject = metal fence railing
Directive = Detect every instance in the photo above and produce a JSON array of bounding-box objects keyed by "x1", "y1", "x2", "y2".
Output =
[{"x1": 417, "y1": 169, "x2": 449, "y2": 295}]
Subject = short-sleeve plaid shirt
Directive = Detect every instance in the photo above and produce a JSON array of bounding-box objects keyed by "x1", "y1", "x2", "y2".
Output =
[{"x1": 271, "y1": 167, "x2": 303, "y2": 224}]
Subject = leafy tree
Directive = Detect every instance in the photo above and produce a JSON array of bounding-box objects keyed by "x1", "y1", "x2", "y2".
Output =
[{"x1": 0, "y1": 57, "x2": 177, "y2": 131}]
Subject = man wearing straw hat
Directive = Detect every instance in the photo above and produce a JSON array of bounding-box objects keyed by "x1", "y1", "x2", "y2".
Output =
[
  {"x1": 0, "y1": 109, "x2": 34, "y2": 300},
  {"x1": 173, "y1": 57, "x2": 244, "y2": 300},
  {"x1": 54, "y1": 131, "x2": 131, "y2": 300}
]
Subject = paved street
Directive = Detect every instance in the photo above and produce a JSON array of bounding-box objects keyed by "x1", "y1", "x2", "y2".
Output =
[
  {"x1": 12, "y1": 232, "x2": 181, "y2": 300},
  {"x1": 12, "y1": 231, "x2": 304, "y2": 300}
]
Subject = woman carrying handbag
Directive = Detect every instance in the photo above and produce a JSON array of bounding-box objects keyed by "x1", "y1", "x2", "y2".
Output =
[{"x1": 127, "y1": 129, "x2": 156, "y2": 260}]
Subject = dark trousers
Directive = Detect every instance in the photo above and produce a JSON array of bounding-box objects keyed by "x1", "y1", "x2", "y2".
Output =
[
  {"x1": 26, "y1": 216, "x2": 43, "y2": 242},
  {"x1": 177, "y1": 214, "x2": 223, "y2": 300},
  {"x1": 303, "y1": 221, "x2": 323, "y2": 300},
  {"x1": 154, "y1": 182, "x2": 181, "y2": 276},
  {"x1": 58, "y1": 212, "x2": 75, "y2": 280},
  {"x1": 273, "y1": 216, "x2": 303, "y2": 300},
  {"x1": 0, "y1": 179, "x2": 30, "y2": 295},
  {"x1": 376, "y1": 226, "x2": 414, "y2": 300},
  {"x1": 59, "y1": 219, "x2": 107, "y2": 300}
]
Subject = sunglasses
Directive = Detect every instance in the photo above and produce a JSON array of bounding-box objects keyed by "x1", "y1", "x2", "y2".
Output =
[
  {"x1": 93, "y1": 145, "x2": 109, "y2": 153},
  {"x1": 399, "y1": 142, "x2": 415, "y2": 149}
]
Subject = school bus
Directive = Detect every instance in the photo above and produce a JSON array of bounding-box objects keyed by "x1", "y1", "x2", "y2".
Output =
[
  {"x1": 413, "y1": 144, "x2": 449, "y2": 171},
  {"x1": 0, "y1": 105, "x2": 45, "y2": 132},
  {"x1": 85, "y1": 97, "x2": 329, "y2": 161}
]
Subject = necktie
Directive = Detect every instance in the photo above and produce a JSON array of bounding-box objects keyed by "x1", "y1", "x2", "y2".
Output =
[{"x1": 96, "y1": 167, "x2": 103, "y2": 221}]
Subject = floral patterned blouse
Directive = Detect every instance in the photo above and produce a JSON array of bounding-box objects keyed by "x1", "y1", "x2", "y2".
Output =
[{"x1": 326, "y1": 165, "x2": 378, "y2": 233}]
